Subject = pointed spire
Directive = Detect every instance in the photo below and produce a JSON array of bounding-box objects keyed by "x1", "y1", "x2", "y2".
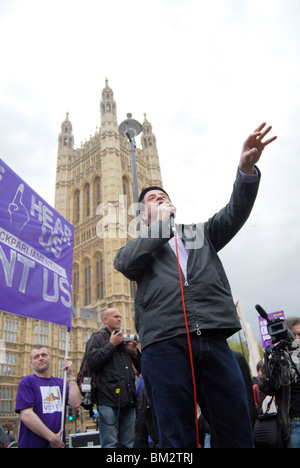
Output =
[
  {"x1": 142, "y1": 112, "x2": 152, "y2": 131},
  {"x1": 100, "y1": 78, "x2": 117, "y2": 126},
  {"x1": 142, "y1": 113, "x2": 155, "y2": 149},
  {"x1": 59, "y1": 112, "x2": 74, "y2": 149}
]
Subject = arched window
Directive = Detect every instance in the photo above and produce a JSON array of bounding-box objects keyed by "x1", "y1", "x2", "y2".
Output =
[
  {"x1": 84, "y1": 260, "x2": 91, "y2": 306},
  {"x1": 130, "y1": 281, "x2": 137, "y2": 298},
  {"x1": 93, "y1": 177, "x2": 101, "y2": 214},
  {"x1": 95, "y1": 256, "x2": 104, "y2": 301},
  {"x1": 122, "y1": 176, "x2": 131, "y2": 208},
  {"x1": 83, "y1": 184, "x2": 90, "y2": 218},
  {"x1": 73, "y1": 263, "x2": 80, "y2": 307},
  {"x1": 73, "y1": 190, "x2": 80, "y2": 224}
]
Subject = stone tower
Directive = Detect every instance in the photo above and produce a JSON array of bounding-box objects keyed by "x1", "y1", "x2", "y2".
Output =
[{"x1": 55, "y1": 79, "x2": 164, "y2": 339}]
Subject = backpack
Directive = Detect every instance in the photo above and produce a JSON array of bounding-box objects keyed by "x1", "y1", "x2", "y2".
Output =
[{"x1": 76, "y1": 331, "x2": 104, "y2": 410}]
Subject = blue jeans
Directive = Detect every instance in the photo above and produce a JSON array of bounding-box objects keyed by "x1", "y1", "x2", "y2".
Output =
[
  {"x1": 287, "y1": 418, "x2": 300, "y2": 448},
  {"x1": 97, "y1": 405, "x2": 136, "y2": 448},
  {"x1": 142, "y1": 332, "x2": 254, "y2": 448}
]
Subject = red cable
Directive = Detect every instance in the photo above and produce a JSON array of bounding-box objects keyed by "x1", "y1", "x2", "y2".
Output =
[{"x1": 174, "y1": 235, "x2": 201, "y2": 448}]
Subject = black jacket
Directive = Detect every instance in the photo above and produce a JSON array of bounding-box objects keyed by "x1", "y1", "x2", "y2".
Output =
[
  {"x1": 86, "y1": 327, "x2": 141, "y2": 408},
  {"x1": 114, "y1": 169, "x2": 260, "y2": 349}
]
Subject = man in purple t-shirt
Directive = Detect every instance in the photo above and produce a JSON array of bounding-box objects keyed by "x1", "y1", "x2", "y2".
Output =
[{"x1": 15, "y1": 345, "x2": 81, "y2": 448}]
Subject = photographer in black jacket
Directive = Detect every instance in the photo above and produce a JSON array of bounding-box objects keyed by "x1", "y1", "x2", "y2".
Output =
[{"x1": 86, "y1": 308, "x2": 141, "y2": 448}]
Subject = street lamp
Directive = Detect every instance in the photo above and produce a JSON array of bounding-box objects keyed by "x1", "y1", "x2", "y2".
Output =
[
  {"x1": 118, "y1": 113, "x2": 142, "y2": 230},
  {"x1": 118, "y1": 113, "x2": 142, "y2": 206}
]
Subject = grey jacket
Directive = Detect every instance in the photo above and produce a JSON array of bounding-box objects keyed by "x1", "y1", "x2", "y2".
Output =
[{"x1": 114, "y1": 169, "x2": 260, "y2": 349}]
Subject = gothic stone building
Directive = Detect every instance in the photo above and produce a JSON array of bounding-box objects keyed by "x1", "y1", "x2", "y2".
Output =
[{"x1": 0, "y1": 79, "x2": 163, "y2": 435}]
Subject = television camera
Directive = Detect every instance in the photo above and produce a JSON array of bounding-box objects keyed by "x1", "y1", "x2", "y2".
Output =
[{"x1": 255, "y1": 305, "x2": 300, "y2": 389}]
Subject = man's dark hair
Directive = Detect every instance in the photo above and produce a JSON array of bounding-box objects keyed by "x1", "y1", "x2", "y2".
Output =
[{"x1": 138, "y1": 186, "x2": 170, "y2": 203}]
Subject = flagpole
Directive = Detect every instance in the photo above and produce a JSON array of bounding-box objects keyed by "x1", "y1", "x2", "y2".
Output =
[{"x1": 61, "y1": 328, "x2": 71, "y2": 433}]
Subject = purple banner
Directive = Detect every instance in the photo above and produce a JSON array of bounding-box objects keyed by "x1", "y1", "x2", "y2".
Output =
[
  {"x1": 0, "y1": 159, "x2": 74, "y2": 329},
  {"x1": 258, "y1": 310, "x2": 285, "y2": 349}
]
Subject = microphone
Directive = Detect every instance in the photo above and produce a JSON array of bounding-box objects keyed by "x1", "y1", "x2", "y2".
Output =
[
  {"x1": 170, "y1": 214, "x2": 175, "y2": 232},
  {"x1": 255, "y1": 304, "x2": 269, "y2": 322}
]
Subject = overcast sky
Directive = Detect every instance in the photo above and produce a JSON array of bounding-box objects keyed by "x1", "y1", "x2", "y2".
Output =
[{"x1": 1, "y1": 0, "x2": 299, "y2": 341}]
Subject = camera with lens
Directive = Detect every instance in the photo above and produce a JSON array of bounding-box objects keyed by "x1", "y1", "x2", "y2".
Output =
[
  {"x1": 265, "y1": 316, "x2": 291, "y2": 344},
  {"x1": 123, "y1": 333, "x2": 139, "y2": 343},
  {"x1": 256, "y1": 304, "x2": 294, "y2": 345},
  {"x1": 114, "y1": 329, "x2": 139, "y2": 343}
]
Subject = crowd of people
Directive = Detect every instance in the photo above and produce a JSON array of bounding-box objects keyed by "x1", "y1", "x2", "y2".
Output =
[
  {"x1": 7, "y1": 123, "x2": 300, "y2": 448},
  {"x1": 10, "y1": 311, "x2": 300, "y2": 448}
]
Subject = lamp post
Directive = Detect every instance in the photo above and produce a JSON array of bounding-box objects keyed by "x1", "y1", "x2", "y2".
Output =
[{"x1": 118, "y1": 113, "x2": 142, "y2": 229}]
